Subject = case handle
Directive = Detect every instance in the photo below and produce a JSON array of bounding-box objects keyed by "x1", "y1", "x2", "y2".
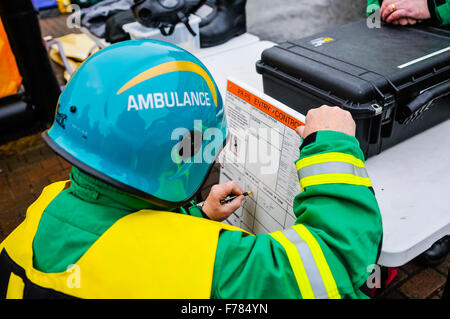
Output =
[{"x1": 400, "y1": 79, "x2": 450, "y2": 124}]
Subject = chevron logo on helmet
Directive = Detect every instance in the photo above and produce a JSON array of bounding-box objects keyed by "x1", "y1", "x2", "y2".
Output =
[{"x1": 116, "y1": 60, "x2": 218, "y2": 107}]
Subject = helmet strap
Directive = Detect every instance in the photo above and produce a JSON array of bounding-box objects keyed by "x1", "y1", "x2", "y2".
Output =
[
  {"x1": 159, "y1": 23, "x2": 176, "y2": 36},
  {"x1": 177, "y1": 11, "x2": 197, "y2": 37}
]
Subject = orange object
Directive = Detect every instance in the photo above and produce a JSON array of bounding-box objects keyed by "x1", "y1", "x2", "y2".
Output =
[
  {"x1": 227, "y1": 79, "x2": 305, "y2": 131},
  {"x1": 0, "y1": 18, "x2": 22, "y2": 99},
  {"x1": 57, "y1": 0, "x2": 72, "y2": 13}
]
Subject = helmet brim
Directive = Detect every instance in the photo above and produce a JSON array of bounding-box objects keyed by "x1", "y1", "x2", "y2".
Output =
[{"x1": 42, "y1": 130, "x2": 229, "y2": 209}]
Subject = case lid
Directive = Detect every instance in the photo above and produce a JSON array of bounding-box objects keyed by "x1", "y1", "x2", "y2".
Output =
[{"x1": 259, "y1": 20, "x2": 450, "y2": 106}]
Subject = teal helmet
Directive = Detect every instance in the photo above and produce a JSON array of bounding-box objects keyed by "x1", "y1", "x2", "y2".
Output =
[{"x1": 43, "y1": 40, "x2": 226, "y2": 208}]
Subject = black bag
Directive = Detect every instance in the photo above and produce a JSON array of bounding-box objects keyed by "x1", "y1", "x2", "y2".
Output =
[
  {"x1": 256, "y1": 20, "x2": 450, "y2": 158},
  {"x1": 105, "y1": 9, "x2": 135, "y2": 43},
  {"x1": 80, "y1": 0, "x2": 134, "y2": 38},
  {"x1": 132, "y1": 0, "x2": 205, "y2": 36}
]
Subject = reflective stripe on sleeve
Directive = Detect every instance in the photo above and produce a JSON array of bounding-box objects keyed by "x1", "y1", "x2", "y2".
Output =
[
  {"x1": 299, "y1": 162, "x2": 369, "y2": 180},
  {"x1": 293, "y1": 224, "x2": 341, "y2": 299},
  {"x1": 296, "y1": 152, "x2": 371, "y2": 191},
  {"x1": 269, "y1": 225, "x2": 341, "y2": 299},
  {"x1": 296, "y1": 152, "x2": 365, "y2": 171},
  {"x1": 283, "y1": 228, "x2": 328, "y2": 298},
  {"x1": 269, "y1": 231, "x2": 315, "y2": 299}
]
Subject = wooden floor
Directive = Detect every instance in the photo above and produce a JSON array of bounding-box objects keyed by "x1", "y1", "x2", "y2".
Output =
[{"x1": 39, "y1": 10, "x2": 80, "y2": 38}]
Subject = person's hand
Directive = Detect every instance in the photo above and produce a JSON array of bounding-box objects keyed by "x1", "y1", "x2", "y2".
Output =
[
  {"x1": 381, "y1": 0, "x2": 430, "y2": 25},
  {"x1": 202, "y1": 181, "x2": 244, "y2": 222},
  {"x1": 390, "y1": 18, "x2": 421, "y2": 26},
  {"x1": 296, "y1": 105, "x2": 356, "y2": 139}
]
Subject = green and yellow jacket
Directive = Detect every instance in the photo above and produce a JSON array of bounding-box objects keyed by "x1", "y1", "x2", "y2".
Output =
[
  {"x1": 367, "y1": 0, "x2": 450, "y2": 26},
  {"x1": 0, "y1": 131, "x2": 382, "y2": 299}
]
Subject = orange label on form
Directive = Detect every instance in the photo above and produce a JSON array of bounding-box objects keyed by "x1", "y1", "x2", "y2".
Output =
[{"x1": 227, "y1": 80, "x2": 305, "y2": 131}]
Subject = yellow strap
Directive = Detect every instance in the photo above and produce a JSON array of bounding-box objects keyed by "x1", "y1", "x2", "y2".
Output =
[
  {"x1": 1, "y1": 180, "x2": 69, "y2": 267},
  {"x1": 1, "y1": 181, "x2": 251, "y2": 299},
  {"x1": 270, "y1": 231, "x2": 315, "y2": 299},
  {"x1": 293, "y1": 225, "x2": 341, "y2": 299},
  {"x1": 6, "y1": 273, "x2": 24, "y2": 299},
  {"x1": 296, "y1": 152, "x2": 365, "y2": 171},
  {"x1": 300, "y1": 173, "x2": 372, "y2": 191}
]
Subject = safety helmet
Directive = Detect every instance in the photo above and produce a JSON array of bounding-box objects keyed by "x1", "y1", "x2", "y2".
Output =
[{"x1": 43, "y1": 40, "x2": 226, "y2": 209}]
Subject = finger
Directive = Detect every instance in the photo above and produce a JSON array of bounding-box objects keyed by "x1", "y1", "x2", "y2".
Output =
[
  {"x1": 382, "y1": 0, "x2": 409, "y2": 16},
  {"x1": 380, "y1": 6, "x2": 390, "y2": 21},
  {"x1": 392, "y1": 20, "x2": 399, "y2": 25},
  {"x1": 380, "y1": 0, "x2": 399, "y2": 11},
  {"x1": 381, "y1": 0, "x2": 396, "y2": 20},
  {"x1": 223, "y1": 180, "x2": 243, "y2": 196},
  {"x1": 211, "y1": 182, "x2": 233, "y2": 199},
  {"x1": 383, "y1": 1, "x2": 411, "y2": 22},
  {"x1": 382, "y1": 9, "x2": 395, "y2": 22},
  {"x1": 399, "y1": 18, "x2": 408, "y2": 25},
  {"x1": 386, "y1": 9, "x2": 408, "y2": 23},
  {"x1": 226, "y1": 195, "x2": 245, "y2": 211},
  {"x1": 380, "y1": 0, "x2": 393, "y2": 13},
  {"x1": 408, "y1": 18, "x2": 417, "y2": 25},
  {"x1": 296, "y1": 125, "x2": 305, "y2": 138}
]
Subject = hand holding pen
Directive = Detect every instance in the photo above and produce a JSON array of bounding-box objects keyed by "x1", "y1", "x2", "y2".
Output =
[{"x1": 201, "y1": 181, "x2": 250, "y2": 222}]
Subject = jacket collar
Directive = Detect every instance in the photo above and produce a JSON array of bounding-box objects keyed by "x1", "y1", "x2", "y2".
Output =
[{"x1": 69, "y1": 166, "x2": 164, "y2": 212}]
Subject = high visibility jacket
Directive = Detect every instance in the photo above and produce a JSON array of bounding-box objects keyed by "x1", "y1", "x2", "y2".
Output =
[
  {"x1": 0, "y1": 181, "x2": 248, "y2": 299},
  {"x1": 1, "y1": 131, "x2": 383, "y2": 299}
]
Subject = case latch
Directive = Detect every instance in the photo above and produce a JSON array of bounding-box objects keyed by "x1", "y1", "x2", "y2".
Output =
[{"x1": 371, "y1": 104, "x2": 383, "y2": 116}]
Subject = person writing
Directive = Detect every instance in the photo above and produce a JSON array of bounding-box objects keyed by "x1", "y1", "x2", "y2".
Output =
[{"x1": 0, "y1": 40, "x2": 382, "y2": 299}]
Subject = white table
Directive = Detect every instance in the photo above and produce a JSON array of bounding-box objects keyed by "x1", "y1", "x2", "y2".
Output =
[
  {"x1": 80, "y1": 26, "x2": 450, "y2": 267},
  {"x1": 200, "y1": 39, "x2": 450, "y2": 268},
  {"x1": 200, "y1": 40, "x2": 275, "y2": 96},
  {"x1": 192, "y1": 33, "x2": 260, "y2": 58},
  {"x1": 80, "y1": 25, "x2": 260, "y2": 56},
  {"x1": 367, "y1": 121, "x2": 450, "y2": 267}
]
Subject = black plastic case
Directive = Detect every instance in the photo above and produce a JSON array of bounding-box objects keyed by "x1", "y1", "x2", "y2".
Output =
[{"x1": 256, "y1": 20, "x2": 450, "y2": 157}]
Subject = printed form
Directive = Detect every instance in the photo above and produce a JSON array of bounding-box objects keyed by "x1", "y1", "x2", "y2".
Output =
[{"x1": 219, "y1": 78, "x2": 306, "y2": 234}]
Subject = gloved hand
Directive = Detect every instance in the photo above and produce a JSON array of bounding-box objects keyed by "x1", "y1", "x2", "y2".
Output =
[
  {"x1": 296, "y1": 105, "x2": 356, "y2": 139},
  {"x1": 202, "y1": 181, "x2": 244, "y2": 221}
]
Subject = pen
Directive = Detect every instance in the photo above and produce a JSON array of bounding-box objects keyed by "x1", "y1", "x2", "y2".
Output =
[{"x1": 220, "y1": 191, "x2": 253, "y2": 204}]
